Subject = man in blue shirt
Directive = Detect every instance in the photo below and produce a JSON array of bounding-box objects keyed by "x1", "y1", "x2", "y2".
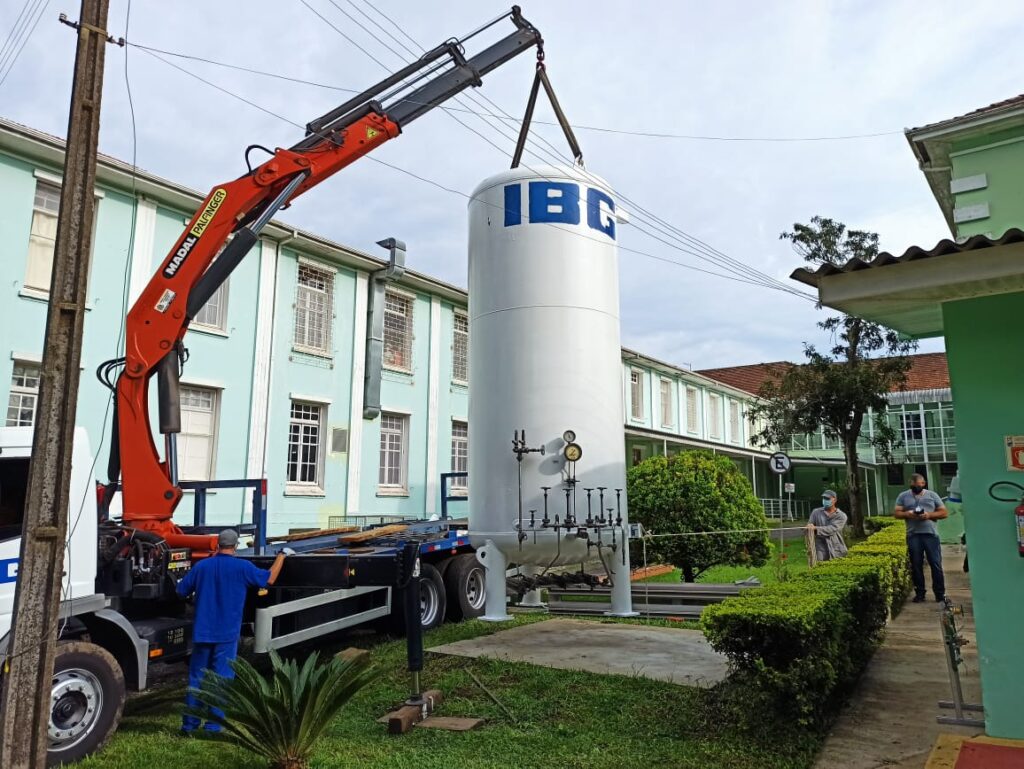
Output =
[
  {"x1": 176, "y1": 529, "x2": 286, "y2": 733},
  {"x1": 894, "y1": 473, "x2": 948, "y2": 603}
]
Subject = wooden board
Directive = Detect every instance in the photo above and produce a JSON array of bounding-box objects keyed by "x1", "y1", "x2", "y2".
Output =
[
  {"x1": 270, "y1": 525, "x2": 360, "y2": 542},
  {"x1": 339, "y1": 524, "x2": 408, "y2": 544},
  {"x1": 415, "y1": 717, "x2": 484, "y2": 731}
]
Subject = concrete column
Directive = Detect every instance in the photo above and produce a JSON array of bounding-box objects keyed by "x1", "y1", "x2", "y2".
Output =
[
  {"x1": 245, "y1": 239, "x2": 278, "y2": 480},
  {"x1": 345, "y1": 272, "x2": 369, "y2": 518},
  {"x1": 424, "y1": 297, "x2": 441, "y2": 515}
]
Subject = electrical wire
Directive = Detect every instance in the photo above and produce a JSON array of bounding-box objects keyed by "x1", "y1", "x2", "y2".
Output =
[
  {"x1": 332, "y1": 1, "x2": 815, "y2": 301},
  {"x1": 125, "y1": 50, "x2": 796, "y2": 290},
  {"x1": 0, "y1": 0, "x2": 36, "y2": 72},
  {"x1": 0, "y1": 0, "x2": 49, "y2": 88}
]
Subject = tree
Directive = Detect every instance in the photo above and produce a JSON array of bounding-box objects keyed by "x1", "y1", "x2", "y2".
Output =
[
  {"x1": 187, "y1": 649, "x2": 376, "y2": 769},
  {"x1": 749, "y1": 216, "x2": 916, "y2": 537},
  {"x1": 628, "y1": 451, "x2": 770, "y2": 582}
]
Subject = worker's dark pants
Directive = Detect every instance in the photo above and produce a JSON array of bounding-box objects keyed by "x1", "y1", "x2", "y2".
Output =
[
  {"x1": 908, "y1": 532, "x2": 945, "y2": 599},
  {"x1": 182, "y1": 639, "x2": 239, "y2": 732}
]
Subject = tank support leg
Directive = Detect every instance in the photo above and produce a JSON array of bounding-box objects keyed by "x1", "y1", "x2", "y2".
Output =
[
  {"x1": 606, "y1": 532, "x2": 638, "y2": 617},
  {"x1": 477, "y1": 540, "x2": 512, "y2": 622},
  {"x1": 519, "y1": 564, "x2": 545, "y2": 608}
]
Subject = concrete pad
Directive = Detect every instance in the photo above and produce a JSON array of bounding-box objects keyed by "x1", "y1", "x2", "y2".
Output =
[{"x1": 428, "y1": 618, "x2": 728, "y2": 687}]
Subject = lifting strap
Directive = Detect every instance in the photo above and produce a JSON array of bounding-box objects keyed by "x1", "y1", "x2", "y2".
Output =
[{"x1": 511, "y1": 49, "x2": 584, "y2": 169}]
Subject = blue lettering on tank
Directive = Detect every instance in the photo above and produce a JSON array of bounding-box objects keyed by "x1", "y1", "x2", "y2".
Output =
[
  {"x1": 502, "y1": 182, "x2": 615, "y2": 241},
  {"x1": 528, "y1": 181, "x2": 581, "y2": 225},
  {"x1": 586, "y1": 187, "x2": 616, "y2": 239},
  {"x1": 0, "y1": 558, "x2": 18, "y2": 583}
]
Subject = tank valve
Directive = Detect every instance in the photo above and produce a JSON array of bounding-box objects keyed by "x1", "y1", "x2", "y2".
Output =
[
  {"x1": 615, "y1": 488, "x2": 624, "y2": 526},
  {"x1": 541, "y1": 487, "x2": 551, "y2": 527},
  {"x1": 584, "y1": 488, "x2": 594, "y2": 526}
]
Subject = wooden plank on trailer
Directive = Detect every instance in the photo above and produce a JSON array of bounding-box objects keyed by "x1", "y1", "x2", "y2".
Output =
[
  {"x1": 270, "y1": 525, "x2": 360, "y2": 542},
  {"x1": 339, "y1": 524, "x2": 409, "y2": 544}
]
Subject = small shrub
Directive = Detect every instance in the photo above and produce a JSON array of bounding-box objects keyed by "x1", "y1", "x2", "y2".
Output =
[{"x1": 701, "y1": 524, "x2": 910, "y2": 725}]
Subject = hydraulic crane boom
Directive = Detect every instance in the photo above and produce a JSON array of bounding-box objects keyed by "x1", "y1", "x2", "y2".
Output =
[{"x1": 106, "y1": 7, "x2": 542, "y2": 553}]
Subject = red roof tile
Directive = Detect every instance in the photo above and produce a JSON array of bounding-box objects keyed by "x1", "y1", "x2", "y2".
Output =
[
  {"x1": 697, "y1": 352, "x2": 949, "y2": 395},
  {"x1": 909, "y1": 93, "x2": 1024, "y2": 134}
]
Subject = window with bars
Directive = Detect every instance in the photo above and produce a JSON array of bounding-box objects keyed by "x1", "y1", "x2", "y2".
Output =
[
  {"x1": 729, "y1": 400, "x2": 741, "y2": 444},
  {"x1": 383, "y1": 292, "x2": 414, "y2": 372},
  {"x1": 176, "y1": 386, "x2": 218, "y2": 480},
  {"x1": 287, "y1": 401, "x2": 324, "y2": 489},
  {"x1": 708, "y1": 394, "x2": 722, "y2": 439},
  {"x1": 450, "y1": 421, "x2": 468, "y2": 493},
  {"x1": 24, "y1": 181, "x2": 61, "y2": 292},
  {"x1": 378, "y1": 413, "x2": 408, "y2": 492},
  {"x1": 6, "y1": 363, "x2": 41, "y2": 427},
  {"x1": 629, "y1": 370, "x2": 644, "y2": 420},
  {"x1": 452, "y1": 312, "x2": 468, "y2": 383},
  {"x1": 293, "y1": 263, "x2": 333, "y2": 355},
  {"x1": 686, "y1": 388, "x2": 699, "y2": 434},
  {"x1": 659, "y1": 379, "x2": 673, "y2": 428}
]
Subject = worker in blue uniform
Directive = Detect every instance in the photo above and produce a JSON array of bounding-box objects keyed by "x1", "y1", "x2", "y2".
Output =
[{"x1": 176, "y1": 529, "x2": 287, "y2": 733}]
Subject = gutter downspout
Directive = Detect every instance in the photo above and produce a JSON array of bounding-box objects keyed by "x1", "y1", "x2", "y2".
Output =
[{"x1": 363, "y1": 238, "x2": 406, "y2": 420}]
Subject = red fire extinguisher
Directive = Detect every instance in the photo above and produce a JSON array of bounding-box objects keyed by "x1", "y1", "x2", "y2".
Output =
[{"x1": 989, "y1": 481, "x2": 1024, "y2": 557}]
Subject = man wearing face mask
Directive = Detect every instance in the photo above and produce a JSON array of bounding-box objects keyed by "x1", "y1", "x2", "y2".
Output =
[
  {"x1": 807, "y1": 490, "x2": 848, "y2": 561},
  {"x1": 894, "y1": 473, "x2": 948, "y2": 602}
]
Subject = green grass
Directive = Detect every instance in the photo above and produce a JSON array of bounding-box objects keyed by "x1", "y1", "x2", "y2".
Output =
[
  {"x1": 698, "y1": 539, "x2": 811, "y2": 585},
  {"x1": 80, "y1": 616, "x2": 822, "y2": 769}
]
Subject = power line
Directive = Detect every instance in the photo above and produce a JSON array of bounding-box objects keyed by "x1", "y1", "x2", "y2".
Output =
[
  {"x1": 122, "y1": 40, "x2": 897, "y2": 144},
  {"x1": 334, "y1": 1, "x2": 814, "y2": 300},
  {"x1": 0, "y1": 0, "x2": 49, "y2": 88},
  {"x1": 124, "y1": 48, "x2": 793, "y2": 293},
  {"x1": 0, "y1": 0, "x2": 36, "y2": 70}
]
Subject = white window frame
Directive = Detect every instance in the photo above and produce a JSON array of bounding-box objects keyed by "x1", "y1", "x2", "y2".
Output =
[
  {"x1": 6, "y1": 362, "x2": 41, "y2": 427},
  {"x1": 659, "y1": 378, "x2": 674, "y2": 429},
  {"x1": 378, "y1": 412, "x2": 409, "y2": 494},
  {"x1": 450, "y1": 420, "x2": 468, "y2": 494},
  {"x1": 901, "y1": 412, "x2": 924, "y2": 442},
  {"x1": 685, "y1": 387, "x2": 700, "y2": 435},
  {"x1": 293, "y1": 260, "x2": 334, "y2": 357},
  {"x1": 729, "y1": 400, "x2": 742, "y2": 445},
  {"x1": 176, "y1": 385, "x2": 220, "y2": 481},
  {"x1": 23, "y1": 175, "x2": 102, "y2": 297},
  {"x1": 286, "y1": 400, "x2": 327, "y2": 494},
  {"x1": 191, "y1": 245, "x2": 230, "y2": 333},
  {"x1": 629, "y1": 369, "x2": 644, "y2": 421},
  {"x1": 383, "y1": 290, "x2": 415, "y2": 373},
  {"x1": 452, "y1": 310, "x2": 469, "y2": 385},
  {"x1": 708, "y1": 393, "x2": 722, "y2": 440}
]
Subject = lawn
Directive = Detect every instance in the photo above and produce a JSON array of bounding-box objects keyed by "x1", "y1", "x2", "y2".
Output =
[
  {"x1": 634, "y1": 539, "x2": 813, "y2": 586},
  {"x1": 80, "y1": 615, "x2": 823, "y2": 769}
]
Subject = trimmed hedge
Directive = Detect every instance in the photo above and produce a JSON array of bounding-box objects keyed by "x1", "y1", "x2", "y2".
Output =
[{"x1": 701, "y1": 521, "x2": 910, "y2": 724}]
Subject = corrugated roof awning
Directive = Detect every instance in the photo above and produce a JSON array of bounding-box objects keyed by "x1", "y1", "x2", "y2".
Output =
[{"x1": 789, "y1": 229, "x2": 1024, "y2": 338}]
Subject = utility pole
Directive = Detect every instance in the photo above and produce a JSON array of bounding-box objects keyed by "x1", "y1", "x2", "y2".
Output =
[{"x1": 0, "y1": 2, "x2": 111, "y2": 766}]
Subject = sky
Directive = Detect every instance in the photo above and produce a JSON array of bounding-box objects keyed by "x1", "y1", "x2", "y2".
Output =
[{"x1": 4, "y1": 0, "x2": 1024, "y2": 369}]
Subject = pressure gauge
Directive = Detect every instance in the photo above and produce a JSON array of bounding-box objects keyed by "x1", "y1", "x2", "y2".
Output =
[
  {"x1": 563, "y1": 429, "x2": 576, "y2": 443},
  {"x1": 563, "y1": 442, "x2": 583, "y2": 462}
]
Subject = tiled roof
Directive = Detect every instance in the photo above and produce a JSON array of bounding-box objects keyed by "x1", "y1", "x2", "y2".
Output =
[
  {"x1": 790, "y1": 228, "x2": 1024, "y2": 286},
  {"x1": 908, "y1": 93, "x2": 1024, "y2": 135},
  {"x1": 698, "y1": 353, "x2": 949, "y2": 395}
]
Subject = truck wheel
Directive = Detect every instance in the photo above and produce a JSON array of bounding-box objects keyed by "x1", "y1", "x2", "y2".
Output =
[
  {"x1": 444, "y1": 553, "x2": 486, "y2": 621},
  {"x1": 418, "y1": 563, "x2": 446, "y2": 630},
  {"x1": 47, "y1": 640, "x2": 125, "y2": 767}
]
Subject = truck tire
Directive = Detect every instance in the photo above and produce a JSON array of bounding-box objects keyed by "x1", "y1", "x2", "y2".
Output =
[
  {"x1": 444, "y1": 553, "x2": 486, "y2": 621},
  {"x1": 417, "y1": 563, "x2": 447, "y2": 630},
  {"x1": 386, "y1": 562, "x2": 447, "y2": 634},
  {"x1": 47, "y1": 640, "x2": 125, "y2": 767}
]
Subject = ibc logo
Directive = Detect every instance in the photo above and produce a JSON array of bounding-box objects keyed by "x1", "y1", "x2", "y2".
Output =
[{"x1": 503, "y1": 181, "x2": 616, "y2": 240}]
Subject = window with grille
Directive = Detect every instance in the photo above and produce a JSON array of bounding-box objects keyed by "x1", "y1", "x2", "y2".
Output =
[
  {"x1": 629, "y1": 370, "x2": 643, "y2": 420},
  {"x1": 293, "y1": 263, "x2": 333, "y2": 355},
  {"x1": 176, "y1": 386, "x2": 218, "y2": 480},
  {"x1": 287, "y1": 401, "x2": 324, "y2": 488},
  {"x1": 708, "y1": 394, "x2": 722, "y2": 439},
  {"x1": 901, "y1": 412, "x2": 924, "y2": 442},
  {"x1": 6, "y1": 363, "x2": 41, "y2": 427},
  {"x1": 450, "y1": 421, "x2": 468, "y2": 493},
  {"x1": 729, "y1": 400, "x2": 741, "y2": 444},
  {"x1": 452, "y1": 312, "x2": 468, "y2": 383},
  {"x1": 686, "y1": 388, "x2": 699, "y2": 434},
  {"x1": 378, "y1": 413, "x2": 408, "y2": 492},
  {"x1": 383, "y1": 292, "x2": 414, "y2": 372},
  {"x1": 659, "y1": 379, "x2": 673, "y2": 428},
  {"x1": 24, "y1": 181, "x2": 60, "y2": 292}
]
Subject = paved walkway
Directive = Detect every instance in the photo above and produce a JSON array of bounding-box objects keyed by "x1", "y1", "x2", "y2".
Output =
[{"x1": 813, "y1": 545, "x2": 984, "y2": 769}]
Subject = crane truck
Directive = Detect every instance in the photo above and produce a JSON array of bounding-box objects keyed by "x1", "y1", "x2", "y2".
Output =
[{"x1": 0, "y1": 8, "x2": 542, "y2": 764}]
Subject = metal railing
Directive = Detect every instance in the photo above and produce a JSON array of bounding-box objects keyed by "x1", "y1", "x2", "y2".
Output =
[{"x1": 760, "y1": 497, "x2": 812, "y2": 521}]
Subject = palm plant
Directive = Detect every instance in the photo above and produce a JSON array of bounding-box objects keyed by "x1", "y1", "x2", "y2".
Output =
[{"x1": 186, "y1": 649, "x2": 376, "y2": 769}]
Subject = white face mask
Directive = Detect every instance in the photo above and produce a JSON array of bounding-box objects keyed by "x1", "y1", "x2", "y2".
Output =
[{"x1": 822, "y1": 498, "x2": 833, "y2": 508}]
